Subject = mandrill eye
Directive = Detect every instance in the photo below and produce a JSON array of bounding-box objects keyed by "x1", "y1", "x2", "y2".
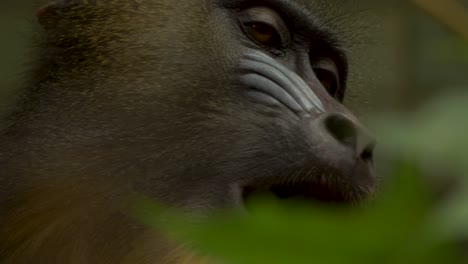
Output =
[
  {"x1": 313, "y1": 58, "x2": 340, "y2": 98},
  {"x1": 240, "y1": 7, "x2": 290, "y2": 51},
  {"x1": 246, "y1": 22, "x2": 281, "y2": 47}
]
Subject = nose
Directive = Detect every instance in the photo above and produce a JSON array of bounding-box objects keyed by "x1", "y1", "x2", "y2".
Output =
[{"x1": 322, "y1": 113, "x2": 375, "y2": 163}]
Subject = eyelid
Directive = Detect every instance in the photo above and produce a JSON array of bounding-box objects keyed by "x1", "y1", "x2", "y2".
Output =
[
  {"x1": 313, "y1": 58, "x2": 339, "y2": 76},
  {"x1": 313, "y1": 58, "x2": 339, "y2": 83},
  {"x1": 240, "y1": 7, "x2": 290, "y2": 44}
]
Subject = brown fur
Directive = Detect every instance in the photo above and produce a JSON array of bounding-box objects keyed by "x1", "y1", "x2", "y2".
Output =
[
  {"x1": 1, "y1": 178, "x2": 210, "y2": 263},
  {"x1": 1, "y1": 2, "x2": 218, "y2": 262}
]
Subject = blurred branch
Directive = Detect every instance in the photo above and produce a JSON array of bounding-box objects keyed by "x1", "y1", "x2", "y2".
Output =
[{"x1": 410, "y1": 0, "x2": 468, "y2": 41}]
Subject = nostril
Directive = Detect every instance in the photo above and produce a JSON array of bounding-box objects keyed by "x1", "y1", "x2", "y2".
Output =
[
  {"x1": 324, "y1": 114, "x2": 357, "y2": 149},
  {"x1": 360, "y1": 143, "x2": 375, "y2": 162}
]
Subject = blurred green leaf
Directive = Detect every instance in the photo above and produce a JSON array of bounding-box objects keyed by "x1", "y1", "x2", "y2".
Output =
[{"x1": 135, "y1": 164, "x2": 456, "y2": 264}]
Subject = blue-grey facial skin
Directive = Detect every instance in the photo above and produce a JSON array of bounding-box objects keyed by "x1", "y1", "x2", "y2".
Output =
[
  {"x1": 240, "y1": 51, "x2": 325, "y2": 114},
  {"x1": 237, "y1": 48, "x2": 375, "y2": 206}
]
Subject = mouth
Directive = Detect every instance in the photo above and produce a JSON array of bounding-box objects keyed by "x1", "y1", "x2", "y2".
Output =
[{"x1": 241, "y1": 176, "x2": 373, "y2": 209}]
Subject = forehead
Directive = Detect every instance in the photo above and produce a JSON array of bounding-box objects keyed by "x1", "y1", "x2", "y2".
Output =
[
  {"x1": 225, "y1": 0, "x2": 381, "y2": 46},
  {"x1": 298, "y1": 0, "x2": 382, "y2": 38}
]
